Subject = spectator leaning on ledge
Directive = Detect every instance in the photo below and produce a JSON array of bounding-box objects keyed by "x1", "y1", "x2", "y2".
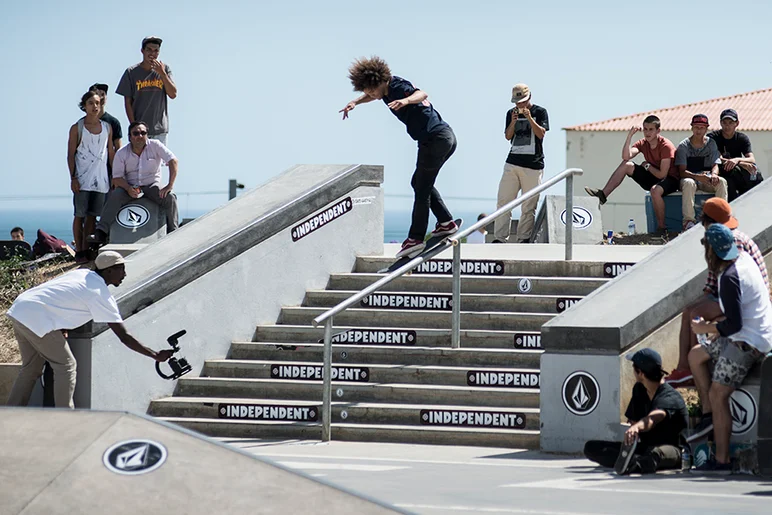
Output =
[
  {"x1": 10, "y1": 227, "x2": 24, "y2": 241},
  {"x1": 676, "y1": 114, "x2": 727, "y2": 231},
  {"x1": 5, "y1": 251, "x2": 173, "y2": 409},
  {"x1": 91, "y1": 121, "x2": 179, "y2": 244},
  {"x1": 585, "y1": 115, "x2": 677, "y2": 237},
  {"x1": 709, "y1": 109, "x2": 761, "y2": 202},
  {"x1": 117, "y1": 36, "x2": 177, "y2": 145},
  {"x1": 492, "y1": 83, "x2": 549, "y2": 244}
]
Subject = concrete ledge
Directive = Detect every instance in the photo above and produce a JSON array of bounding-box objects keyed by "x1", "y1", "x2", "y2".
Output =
[{"x1": 100, "y1": 244, "x2": 147, "y2": 258}]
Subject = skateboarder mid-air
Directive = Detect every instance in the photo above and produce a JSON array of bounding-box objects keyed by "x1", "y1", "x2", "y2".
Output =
[{"x1": 340, "y1": 56, "x2": 458, "y2": 259}]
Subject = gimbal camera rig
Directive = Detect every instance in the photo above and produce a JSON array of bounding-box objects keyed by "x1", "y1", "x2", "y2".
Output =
[{"x1": 156, "y1": 329, "x2": 193, "y2": 380}]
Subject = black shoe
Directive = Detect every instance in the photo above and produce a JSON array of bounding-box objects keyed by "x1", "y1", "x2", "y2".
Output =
[
  {"x1": 74, "y1": 251, "x2": 90, "y2": 264},
  {"x1": 584, "y1": 187, "x2": 607, "y2": 205},
  {"x1": 614, "y1": 435, "x2": 639, "y2": 475},
  {"x1": 691, "y1": 459, "x2": 732, "y2": 476},
  {"x1": 88, "y1": 229, "x2": 109, "y2": 246},
  {"x1": 491, "y1": 239, "x2": 507, "y2": 244},
  {"x1": 686, "y1": 413, "x2": 714, "y2": 443}
]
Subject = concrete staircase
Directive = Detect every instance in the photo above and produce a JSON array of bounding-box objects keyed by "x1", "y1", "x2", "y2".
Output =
[{"x1": 151, "y1": 255, "x2": 613, "y2": 448}]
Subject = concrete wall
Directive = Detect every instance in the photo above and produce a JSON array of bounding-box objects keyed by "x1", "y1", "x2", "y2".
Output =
[
  {"x1": 73, "y1": 164, "x2": 384, "y2": 413},
  {"x1": 566, "y1": 130, "x2": 772, "y2": 232}
]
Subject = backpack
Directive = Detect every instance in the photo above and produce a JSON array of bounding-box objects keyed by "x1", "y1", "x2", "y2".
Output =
[{"x1": 32, "y1": 229, "x2": 69, "y2": 258}]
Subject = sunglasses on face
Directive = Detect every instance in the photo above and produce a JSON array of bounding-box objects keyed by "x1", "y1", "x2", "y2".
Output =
[{"x1": 131, "y1": 130, "x2": 148, "y2": 136}]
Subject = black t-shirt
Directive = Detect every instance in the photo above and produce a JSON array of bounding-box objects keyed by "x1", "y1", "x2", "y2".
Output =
[
  {"x1": 382, "y1": 76, "x2": 448, "y2": 143},
  {"x1": 505, "y1": 105, "x2": 549, "y2": 170},
  {"x1": 100, "y1": 111, "x2": 123, "y2": 143},
  {"x1": 708, "y1": 130, "x2": 752, "y2": 159},
  {"x1": 624, "y1": 382, "x2": 687, "y2": 448}
]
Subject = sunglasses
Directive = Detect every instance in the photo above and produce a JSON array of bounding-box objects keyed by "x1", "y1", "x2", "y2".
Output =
[{"x1": 131, "y1": 130, "x2": 148, "y2": 136}]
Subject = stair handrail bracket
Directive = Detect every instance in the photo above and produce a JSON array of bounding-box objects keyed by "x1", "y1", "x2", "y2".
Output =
[{"x1": 312, "y1": 167, "x2": 583, "y2": 442}]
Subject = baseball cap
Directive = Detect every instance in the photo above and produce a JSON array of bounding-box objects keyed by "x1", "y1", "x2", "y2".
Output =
[
  {"x1": 691, "y1": 114, "x2": 709, "y2": 126},
  {"x1": 701, "y1": 198, "x2": 739, "y2": 229},
  {"x1": 720, "y1": 109, "x2": 739, "y2": 122},
  {"x1": 90, "y1": 83, "x2": 109, "y2": 94},
  {"x1": 95, "y1": 251, "x2": 126, "y2": 270},
  {"x1": 705, "y1": 223, "x2": 739, "y2": 260},
  {"x1": 625, "y1": 348, "x2": 664, "y2": 376},
  {"x1": 511, "y1": 83, "x2": 531, "y2": 104},
  {"x1": 142, "y1": 36, "x2": 163, "y2": 47}
]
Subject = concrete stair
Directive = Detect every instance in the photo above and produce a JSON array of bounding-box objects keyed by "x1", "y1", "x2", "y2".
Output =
[{"x1": 152, "y1": 256, "x2": 613, "y2": 448}]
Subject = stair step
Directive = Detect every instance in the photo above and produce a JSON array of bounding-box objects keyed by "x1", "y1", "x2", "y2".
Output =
[
  {"x1": 202, "y1": 360, "x2": 541, "y2": 388},
  {"x1": 149, "y1": 397, "x2": 540, "y2": 430},
  {"x1": 230, "y1": 342, "x2": 541, "y2": 368},
  {"x1": 160, "y1": 417, "x2": 540, "y2": 448},
  {"x1": 279, "y1": 307, "x2": 553, "y2": 331},
  {"x1": 254, "y1": 325, "x2": 543, "y2": 349},
  {"x1": 328, "y1": 273, "x2": 607, "y2": 295},
  {"x1": 304, "y1": 290, "x2": 583, "y2": 314},
  {"x1": 176, "y1": 377, "x2": 540, "y2": 408}
]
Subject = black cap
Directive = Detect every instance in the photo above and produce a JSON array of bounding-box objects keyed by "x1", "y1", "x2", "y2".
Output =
[
  {"x1": 142, "y1": 36, "x2": 163, "y2": 48},
  {"x1": 626, "y1": 348, "x2": 663, "y2": 376},
  {"x1": 90, "y1": 83, "x2": 109, "y2": 94},
  {"x1": 720, "y1": 108, "x2": 739, "y2": 122}
]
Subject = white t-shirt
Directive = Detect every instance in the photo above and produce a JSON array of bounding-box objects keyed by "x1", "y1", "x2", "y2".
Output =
[
  {"x1": 7, "y1": 269, "x2": 123, "y2": 337},
  {"x1": 466, "y1": 230, "x2": 486, "y2": 244}
]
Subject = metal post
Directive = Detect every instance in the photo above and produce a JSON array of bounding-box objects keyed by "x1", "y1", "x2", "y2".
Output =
[
  {"x1": 228, "y1": 179, "x2": 238, "y2": 200},
  {"x1": 322, "y1": 317, "x2": 333, "y2": 442},
  {"x1": 451, "y1": 243, "x2": 462, "y2": 349},
  {"x1": 565, "y1": 174, "x2": 574, "y2": 261}
]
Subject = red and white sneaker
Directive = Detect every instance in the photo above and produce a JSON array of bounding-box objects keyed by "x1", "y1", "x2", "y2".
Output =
[
  {"x1": 665, "y1": 368, "x2": 694, "y2": 387},
  {"x1": 396, "y1": 238, "x2": 426, "y2": 259},
  {"x1": 431, "y1": 220, "x2": 459, "y2": 238}
]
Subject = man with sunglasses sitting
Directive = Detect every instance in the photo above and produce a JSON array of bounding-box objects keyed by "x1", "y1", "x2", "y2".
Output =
[{"x1": 91, "y1": 121, "x2": 179, "y2": 244}]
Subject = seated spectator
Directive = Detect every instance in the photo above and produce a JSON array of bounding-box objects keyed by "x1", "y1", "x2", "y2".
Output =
[
  {"x1": 666, "y1": 198, "x2": 767, "y2": 387},
  {"x1": 709, "y1": 109, "x2": 761, "y2": 202},
  {"x1": 467, "y1": 213, "x2": 487, "y2": 243},
  {"x1": 584, "y1": 348, "x2": 686, "y2": 475},
  {"x1": 676, "y1": 114, "x2": 727, "y2": 231},
  {"x1": 10, "y1": 227, "x2": 24, "y2": 241},
  {"x1": 91, "y1": 121, "x2": 179, "y2": 244},
  {"x1": 584, "y1": 115, "x2": 678, "y2": 237},
  {"x1": 67, "y1": 90, "x2": 115, "y2": 263},
  {"x1": 89, "y1": 83, "x2": 124, "y2": 184},
  {"x1": 688, "y1": 223, "x2": 772, "y2": 475}
]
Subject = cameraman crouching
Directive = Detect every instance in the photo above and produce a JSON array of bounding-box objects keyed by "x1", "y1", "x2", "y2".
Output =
[{"x1": 5, "y1": 251, "x2": 173, "y2": 408}]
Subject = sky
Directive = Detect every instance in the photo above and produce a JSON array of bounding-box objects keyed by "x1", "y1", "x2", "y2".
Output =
[{"x1": 2, "y1": 0, "x2": 772, "y2": 217}]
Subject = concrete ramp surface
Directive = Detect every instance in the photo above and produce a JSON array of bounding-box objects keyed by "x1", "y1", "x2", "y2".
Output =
[{"x1": 0, "y1": 408, "x2": 401, "y2": 515}]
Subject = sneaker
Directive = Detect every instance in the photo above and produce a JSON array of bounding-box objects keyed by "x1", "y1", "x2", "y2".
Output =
[
  {"x1": 396, "y1": 238, "x2": 426, "y2": 259},
  {"x1": 691, "y1": 459, "x2": 732, "y2": 476},
  {"x1": 431, "y1": 220, "x2": 459, "y2": 238},
  {"x1": 491, "y1": 238, "x2": 507, "y2": 244},
  {"x1": 686, "y1": 413, "x2": 714, "y2": 443},
  {"x1": 584, "y1": 187, "x2": 607, "y2": 205},
  {"x1": 613, "y1": 434, "x2": 639, "y2": 475},
  {"x1": 88, "y1": 229, "x2": 109, "y2": 246},
  {"x1": 665, "y1": 368, "x2": 694, "y2": 387},
  {"x1": 683, "y1": 220, "x2": 696, "y2": 231},
  {"x1": 74, "y1": 251, "x2": 90, "y2": 265}
]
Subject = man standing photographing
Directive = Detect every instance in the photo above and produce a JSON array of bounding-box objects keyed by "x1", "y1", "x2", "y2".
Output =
[
  {"x1": 340, "y1": 56, "x2": 458, "y2": 259},
  {"x1": 5, "y1": 251, "x2": 173, "y2": 409},
  {"x1": 117, "y1": 36, "x2": 177, "y2": 145}
]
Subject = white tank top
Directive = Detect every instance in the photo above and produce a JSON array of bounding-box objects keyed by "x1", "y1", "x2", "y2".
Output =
[{"x1": 75, "y1": 120, "x2": 110, "y2": 193}]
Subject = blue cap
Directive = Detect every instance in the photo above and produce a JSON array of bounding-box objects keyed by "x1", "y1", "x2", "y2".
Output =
[
  {"x1": 626, "y1": 348, "x2": 663, "y2": 375},
  {"x1": 705, "y1": 223, "x2": 739, "y2": 260}
]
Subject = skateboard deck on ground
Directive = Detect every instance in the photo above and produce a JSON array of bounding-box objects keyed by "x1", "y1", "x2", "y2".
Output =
[
  {"x1": 613, "y1": 434, "x2": 638, "y2": 475},
  {"x1": 378, "y1": 218, "x2": 463, "y2": 274}
]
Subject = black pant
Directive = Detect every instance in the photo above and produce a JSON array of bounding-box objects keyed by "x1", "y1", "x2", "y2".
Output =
[
  {"x1": 97, "y1": 184, "x2": 179, "y2": 234},
  {"x1": 408, "y1": 127, "x2": 456, "y2": 240},
  {"x1": 720, "y1": 166, "x2": 763, "y2": 202},
  {"x1": 584, "y1": 440, "x2": 681, "y2": 473}
]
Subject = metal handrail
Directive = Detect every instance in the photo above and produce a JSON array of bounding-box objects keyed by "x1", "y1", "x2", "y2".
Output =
[{"x1": 311, "y1": 167, "x2": 583, "y2": 441}]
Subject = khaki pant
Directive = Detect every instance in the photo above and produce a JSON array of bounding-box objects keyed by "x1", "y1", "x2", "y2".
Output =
[
  {"x1": 494, "y1": 163, "x2": 543, "y2": 242},
  {"x1": 6, "y1": 319, "x2": 76, "y2": 409},
  {"x1": 680, "y1": 177, "x2": 728, "y2": 223}
]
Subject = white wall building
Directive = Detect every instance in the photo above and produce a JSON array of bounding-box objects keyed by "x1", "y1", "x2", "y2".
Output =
[{"x1": 565, "y1": 88, "x2": 772, "y2": 232}]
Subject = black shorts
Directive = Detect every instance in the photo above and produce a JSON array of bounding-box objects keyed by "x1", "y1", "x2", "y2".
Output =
[{"x1": 631, "y1": 165, "x2": 679, "y2": 195}]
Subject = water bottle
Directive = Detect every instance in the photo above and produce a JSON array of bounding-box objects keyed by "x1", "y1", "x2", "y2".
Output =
[
  {"x1": 693, "y1": 317, "x2": 709, "y2": 345},
  {"x1": 681, "y1": 445, "x2": 692, "y2": 471},
  {"x1": 628, "y1": 219, "x2": 636, "y2": 235}
]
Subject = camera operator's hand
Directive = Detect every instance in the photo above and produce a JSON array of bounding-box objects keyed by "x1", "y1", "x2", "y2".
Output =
[{"x1": 155, "y1": 349, "x2": 175, "y2": 362}]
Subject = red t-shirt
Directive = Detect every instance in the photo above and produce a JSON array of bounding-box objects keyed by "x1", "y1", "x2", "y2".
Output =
[{"x1": 633, "y1": 136, "x2": 678, "y2": 179}]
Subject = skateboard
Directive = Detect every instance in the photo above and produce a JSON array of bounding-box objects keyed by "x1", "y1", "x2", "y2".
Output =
[
  {"x1": 613, "y1": 433, "x2": 639, "y2": 475},
  {"x1": 378, "y1": 218, "x2": 463, "y2": 274}
]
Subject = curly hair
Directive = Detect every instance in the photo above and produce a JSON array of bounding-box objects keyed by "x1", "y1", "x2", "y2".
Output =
[
  {"x1": 78, "y1": 89, "x2": 104, "y2": 112},
  {"x1": 348, "y1": 56, "x2": 392, "y2": 92}
]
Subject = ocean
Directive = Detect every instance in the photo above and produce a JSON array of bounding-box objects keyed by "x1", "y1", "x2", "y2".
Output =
[{"x1": 0, "y1": 208, "x2": 489, "y2": 245}]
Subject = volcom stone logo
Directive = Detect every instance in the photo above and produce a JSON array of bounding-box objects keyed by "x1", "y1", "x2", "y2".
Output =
[
  {"x1": 291, "y1": 197, "x2": 352, "y2": 242},
  {"x1": 562, "y1": 371, "x2": 600, "y2": 416},
  {"x1": 518, "y1": 278, "x2": 532, "y2": 293},
  {"x1": 560, "y1": 207, "x2": 593, "y2": 230},
  {"x1": 412, "y1": 259, "x2": 505, "y2": 276},
  {"x1": 319, "y1": 329, "x2": 416, "y2": 345},
  {"x1": 116, "y1": 204, "x2": 150, "y2": 229},
  {"x1": 603, "y1": 262, "x2": 634, "y2": 278},
  {"x1": 361, "y1": 293, "x2": 451, "y2": 311},
  {"x1": 556, "y1": 297, "x2": 581, "y2": 313},
  {"x1": 514, "y1": 333, "x2": 541, "y2": 349},
  {"x1": 103, "y1": 439, "x2": 167, "y2": 475},
  {"x1": 218, "y1": 403, "x2": 318, "y2": 421},
  {"x1": 730, "y1": 388, "x2": 757, "y2": 435}
]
